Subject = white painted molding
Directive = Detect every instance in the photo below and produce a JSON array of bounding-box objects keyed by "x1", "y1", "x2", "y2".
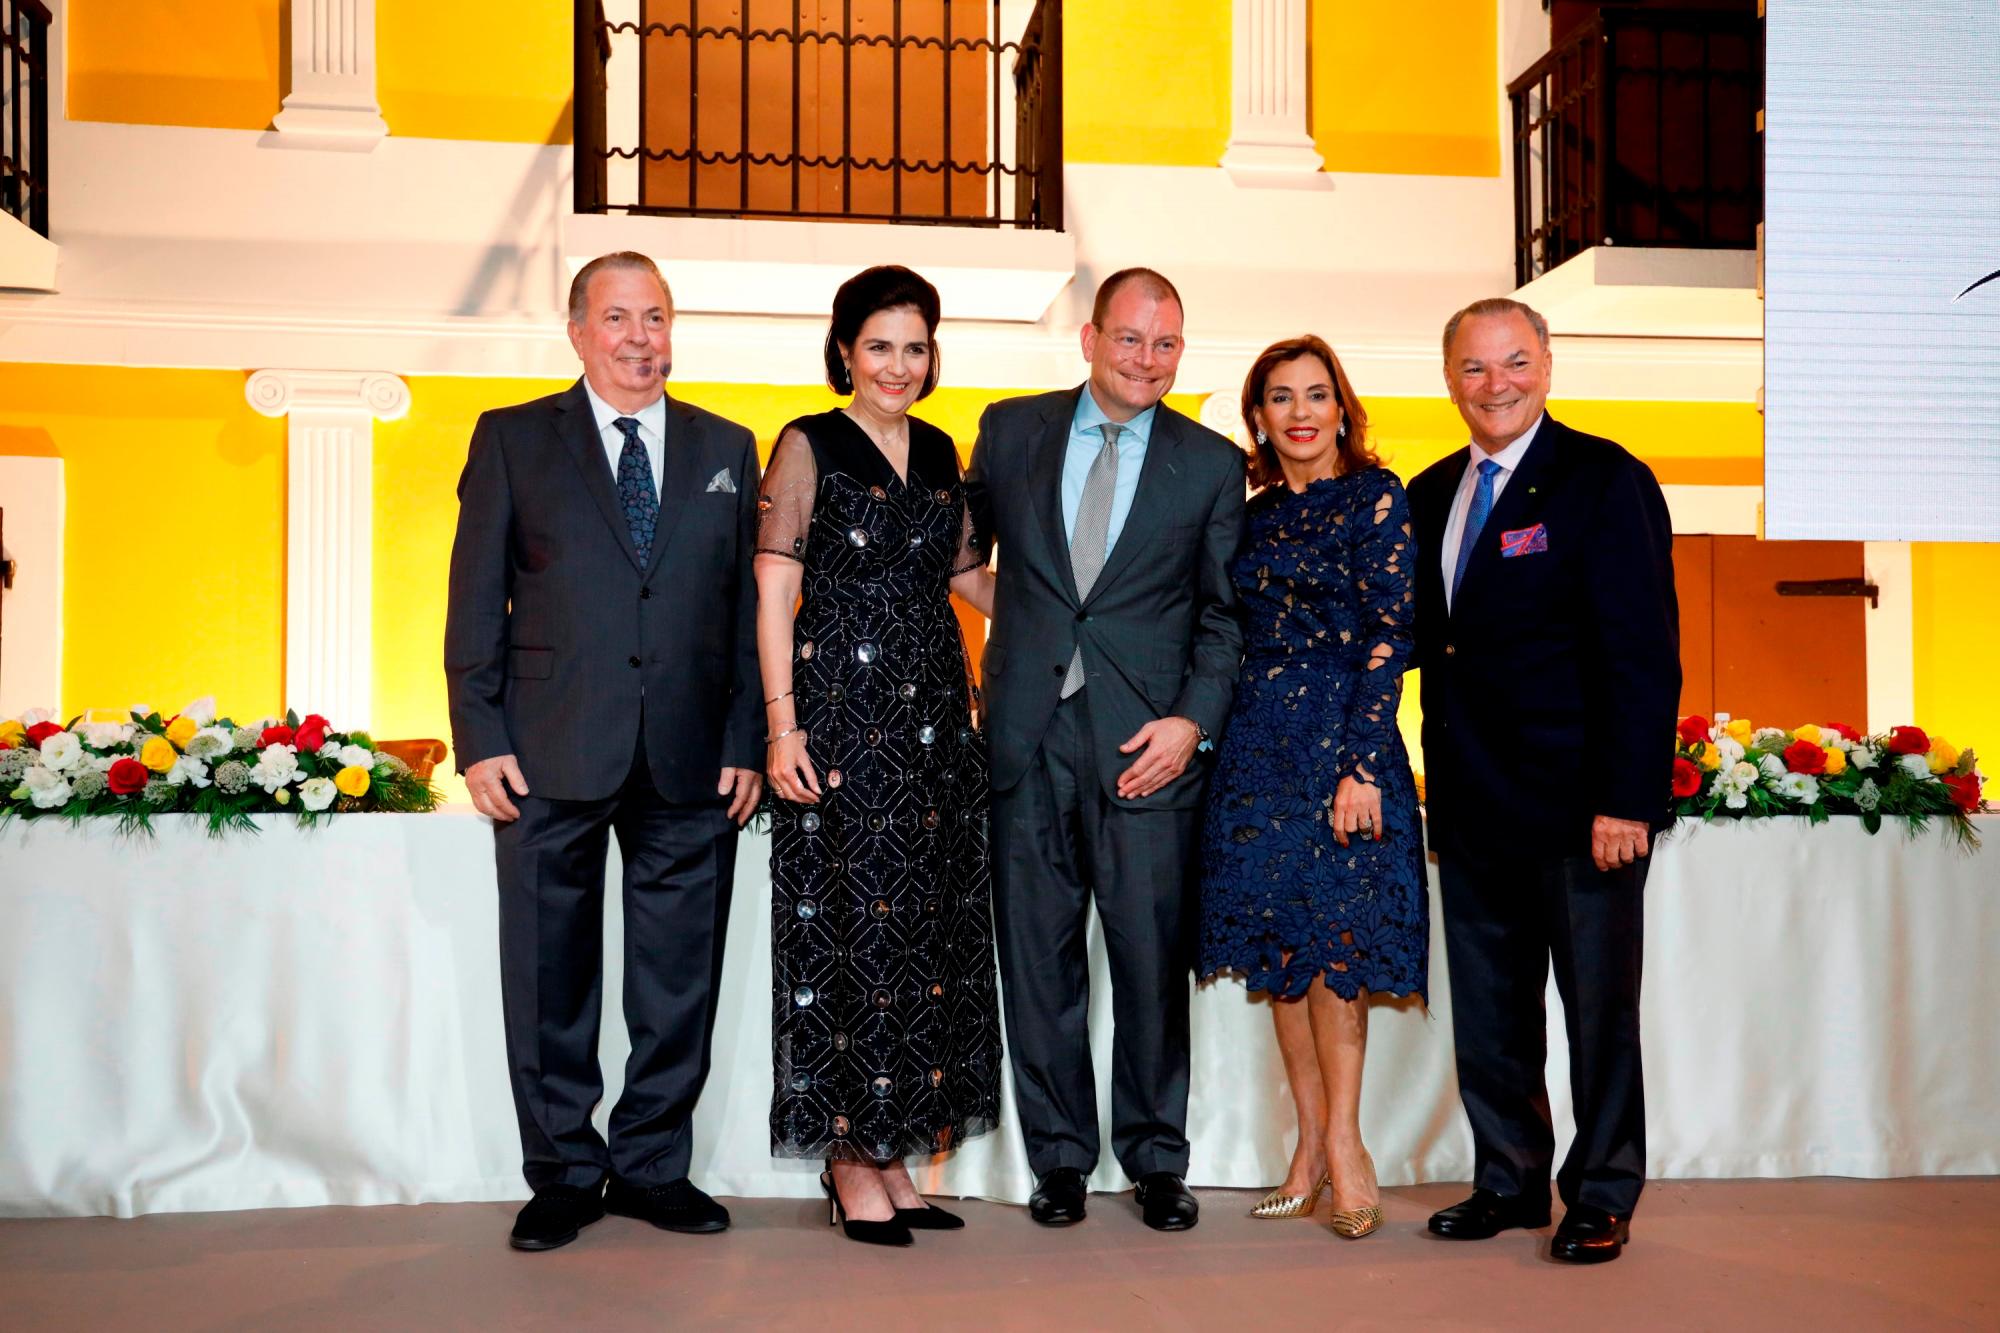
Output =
[
  {"x1": 0, "y1": 457, "x2": 64, "y2": 718},
  {"x1": 0, "y1": 211, "x2": 58, "y2": 293},
  {"x1": 247, "y1": 370, "x2": 410, "y2": 727},
  {"x1": 1220, "y1": 0, "x2": 1328, "y2": 188},
  {"x1": 1862, "y1": 541, "x2": 1916, "y2": 734},
  {"x1": 271, "y1": 0, "x2": 388, "y2": 151}
]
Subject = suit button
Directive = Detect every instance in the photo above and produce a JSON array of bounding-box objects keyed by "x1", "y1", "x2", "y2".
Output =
[
  {"x1": 628, "y1": 655, "x2": 642, "y2": 668},
  {"x1": 1444, "y1": 644, "x2": 1456, "y2": 656},
  {"x1": 1074, "y1": 611, "x2": 1089, "y2": 623},
  {"x1": 1052, "y1": 665, "x2": 1064, "y2": 676},
  {"x1": 640, "y1": 587, "x2": 652, "y2": 600}
]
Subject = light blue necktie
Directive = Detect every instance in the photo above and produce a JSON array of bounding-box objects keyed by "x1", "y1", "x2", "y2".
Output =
[{"x1": 1451, "y1": 458, "x2": 1503, "y2": 602}]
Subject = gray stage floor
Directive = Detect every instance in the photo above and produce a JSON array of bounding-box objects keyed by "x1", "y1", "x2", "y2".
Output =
[{"x1": 6, "y1": 1179, "x2": 1996, "y2": 1331}]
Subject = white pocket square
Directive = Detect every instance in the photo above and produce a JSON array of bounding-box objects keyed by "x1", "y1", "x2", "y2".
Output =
[{"x1": 705, "y1": 468, "x2": 736, "y2": 494}]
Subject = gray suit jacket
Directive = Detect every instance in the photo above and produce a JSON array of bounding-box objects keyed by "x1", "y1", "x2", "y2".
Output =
[
  {"x1": 965, "y1": 386, "x2": 1247, "y2": 810},
  {"x1": 444, "y1": 378, "x2": 762, "y2": 804}
]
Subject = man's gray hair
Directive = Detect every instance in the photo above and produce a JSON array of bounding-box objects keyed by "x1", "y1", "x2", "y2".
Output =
[
  {"x1": 1442, "y1": 297, "x2": 1549, "y2": 362},
  {"x1": 568, "y1": 251, "x2": 673, "y2": 324}
]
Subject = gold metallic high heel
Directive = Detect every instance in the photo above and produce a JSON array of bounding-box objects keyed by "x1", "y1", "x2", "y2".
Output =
[
  {"x1": 1327, "y1": 1204, "x2": 1383, "y2": 1238},
  {"x1": 1250, "y1": 1173, "x2": 1329, "y2": 1219}
]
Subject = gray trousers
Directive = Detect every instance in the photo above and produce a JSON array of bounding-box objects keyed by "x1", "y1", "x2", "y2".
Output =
[{"x1": 991, "y1": 690, "x2": 1198, "y2": 1180}]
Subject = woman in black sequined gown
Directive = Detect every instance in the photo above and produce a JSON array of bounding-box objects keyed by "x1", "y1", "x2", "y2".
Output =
[{"x1": 754, "y1": 267, "x2": 1001, "y2": 1244}]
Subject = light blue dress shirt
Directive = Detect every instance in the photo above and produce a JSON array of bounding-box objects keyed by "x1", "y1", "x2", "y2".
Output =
[{"x1": 1061, "y1": 390, "x2": 1154, "y2": 561}]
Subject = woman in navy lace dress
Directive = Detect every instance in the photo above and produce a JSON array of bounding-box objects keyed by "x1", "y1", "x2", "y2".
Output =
[{"x1": 1200, "y1": 335, "x2": 1425, "y2": 1240}]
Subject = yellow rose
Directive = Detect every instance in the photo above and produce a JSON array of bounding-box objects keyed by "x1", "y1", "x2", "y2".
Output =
[
  {"x1": 0, "y1": 720, "x2": 24, "y2": 748},
  {"x1": 1700, "y1": 744, "x2": 1722, "y2": 771},
  {"x1": 1823, "y1": 745, "x2": 1847, "y2": 776},
  {"x1": 1793, "y1": 723, "x2": 1822, "y2": 745},
  {"x1": 139, "y1": 735, "x2": 178, "y2": 773},
  {"x1": 274, "y1": 788, "x2": 291, "y2": 805},
  {"x1": 1723, "y1": 718, "x2": 1754, "y2": 744},
  {"x1": 1928, "y1": 739, "x2": 1960, "y2": 774},
  {"x1": 335, "y1": 765, "x2": 372, "y2": 798},
  {"x1": 165, "y1": 715, "x2": 198, "y2": 747}
]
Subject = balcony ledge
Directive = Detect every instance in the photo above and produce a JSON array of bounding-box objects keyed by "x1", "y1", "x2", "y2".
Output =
[
  {"x1": 1516, "y1": 245, "x2": 1760, "y2": 339},
  {"x1": 0, "y1": 213, "x2": 57, "y2": 292}
]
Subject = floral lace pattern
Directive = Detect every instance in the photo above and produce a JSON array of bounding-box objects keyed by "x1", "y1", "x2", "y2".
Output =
[{"x1": 1198, "y1": 468, "x2": 1428, "y2": 1000}]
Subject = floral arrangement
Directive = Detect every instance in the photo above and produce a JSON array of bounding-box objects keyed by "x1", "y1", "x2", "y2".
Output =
[
  {"x1": 1673, "y1": 714, "x2": 1987, "y2": 847},
  {"x1": 1, "y1": 699, "x2": 441, "y2": 836}
]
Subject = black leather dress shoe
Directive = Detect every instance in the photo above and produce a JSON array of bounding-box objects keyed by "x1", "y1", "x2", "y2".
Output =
[
  {"x1": 1426, "y1": 1188, "x2": 1552, "y2": 1239},
  {"x1": 605, "y1": 1176, "x2": 731, "y2": 1234},
  {"x1": 1029, "y1": 1167, "x2": 1088, "y2": 1225},
  {"x1": 510, "y1": 1183, "x2": 606, "y2": 1251},
  {"x1": 1133, "y1": 1172, "x2": 1199, "y2": 1232},
  {"x1": 1551, "y1": 1204, "x2": 1630, "y2": 1263}
]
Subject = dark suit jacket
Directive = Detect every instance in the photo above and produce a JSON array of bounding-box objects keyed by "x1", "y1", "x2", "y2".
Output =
[
  {"x1": 1408, "y1": 414, "x2": 1680, "y2": 859},
  {"x1": 444, "y1": 378, "x2": 762, "y2": 804},
  {"x1": 965, "y1": 386, "x2": 1247, "y2": 811}
]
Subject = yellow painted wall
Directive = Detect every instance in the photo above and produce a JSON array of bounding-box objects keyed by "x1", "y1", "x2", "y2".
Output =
[
  {"x1": 377, "y1": 3, "x2": 571, "y2": 144},
  {"x1": 68, "y1": 0, "x2": 282, "y2": 131},
  {"x1": 1310, "y1": 0, "x2": 1500, "y2": 177},
  {"x1": 1064, "y1": 1, "x2": 1231, "y2": 166},
  {"x1": 1912, "y1": 543, "x2": 2000, "y2": 797},
  {"x1": 0, "y1": 365, "x2": 286, "y2": 718}
]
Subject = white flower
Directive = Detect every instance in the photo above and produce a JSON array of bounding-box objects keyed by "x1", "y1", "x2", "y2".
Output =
[
  {"x1": 1715, "y1": 736, "x2": 1746, "y2": 767},
  {"x1": 88, "y1": 753, "x2": 118, "y2": 773},
  {"x1": 1757, "y1": 754, "x2": 1788, "y2": 783},
  {"x1": 319, "y1": 738, "x2": 345, "y2": 759},
  {"x1": 17, "y1": 707, "x2": 54, "y2": 727},
  {"x1": 1854, "y1": 778, "x2": 1881, "y2": 812},
  {"x1": 166, "y1": 754, "x2": 211, "y2": 789},
  {"x1": 178, "y1": 696, "x2": 218, "y2": 726},
  {"x1": 337, "y1": 744, "x2": 375, "y2": 771},
  {"x1": 1897, "y1": 753, "x2": 1932, "y2": 781},
  {"x1": 38, "y1": 731, "x2": 82, "y2": 772},
  {"x1": 1849, "y1": 744, "x2": 1879, "y2": 771},
  {"x1": 75, "y1": 720, "x2": 134, "y2": 748},
  {"x1": 186, "y1": 726, "x2": 235, "y2": 760},
  {"x1": 1718, "y1": 760, "x2": 1759, "y2": 810},
  {"x1": 23, "y1": 765, "x2": 72, "y2": 809},
  {"x1": 1752, "y1": 727, "x2": 1790, "y2": 749},
  {"x1": 1776, "y1": 772, "x2": 1820, "y2": 805},
  {"x1": 251, "y1": 744, "x2": 300, "y2": 793},
  {"x1": 298, "y1": 776, "x2": 338, "y2": 812}
]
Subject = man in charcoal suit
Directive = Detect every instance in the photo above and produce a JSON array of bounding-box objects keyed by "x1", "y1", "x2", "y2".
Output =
[
  {"x1": 446, "y1": 251, "x2": 763, "y2": 1251},
  {"x1": 965, "y1": 268, "x2": 1247, "y2": 1232},
  {"x1": 1408, "y1": 297, "x2": 1679, "y2": 1263}
]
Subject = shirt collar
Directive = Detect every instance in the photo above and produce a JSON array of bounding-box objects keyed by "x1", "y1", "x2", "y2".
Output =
[
  {"x1": 582, "y1": 377, "x2": 667, "y2": 440},
  {"x1": 1073, "y1": 385, "x2": 1156, "y2": 448},
  {"x1": 1466, "y1": 411, "x2": 1545, "y2": 476}
]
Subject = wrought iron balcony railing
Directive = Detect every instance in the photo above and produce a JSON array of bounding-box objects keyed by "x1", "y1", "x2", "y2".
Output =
[
  {"x1": 1, "y1": 0, "x2": 51, "y2": 237},
  {"x1": 1508, "y1": 6, "x2": 1761, "y2": 286},
  {"x1": 575, "y1": 0, "x2": 1062, "y2": 229}
]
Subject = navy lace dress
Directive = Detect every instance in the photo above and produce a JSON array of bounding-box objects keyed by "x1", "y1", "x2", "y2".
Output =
[{"x1": 1199, "y1": 468, "x2": 1428, "y2": 1000}]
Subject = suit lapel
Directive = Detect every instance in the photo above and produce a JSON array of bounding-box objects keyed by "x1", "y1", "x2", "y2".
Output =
[
  {"x1": 1451, "y1": 418, "x2": 1563, "y2": 616},
  {"x1": 1031, "y1": 388, "x2": 1082, "y2": 604},
  {"x1": 1085, "y1": 405, "x2": 1182, "y2": 604},
  {"x1": 556, "y1": 378, "x2": 644, "y2": 571},
  {"x1": 642, "y1": 395, "x2": 704, "y2": 579}
]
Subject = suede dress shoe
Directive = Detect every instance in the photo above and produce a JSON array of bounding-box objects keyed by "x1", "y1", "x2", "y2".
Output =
[
  {"x1": 605, "y1": 1176, "x2": 731, "y2": 1234},
  {"x1": 1427, "y1": 1188, "x2": 1551, "y2": 1239},
  {"x1": 1133, "y1": 1172, "x2": 1200, "y2": 1232},
  {"x1": 1029, "y1": 1167, "x2": 1088, "y2": 1225},
  {"x1": 1551, "y1": 1204, "x2": 1630, "y2": 1263},
  {"x1": 510, "y1": 1183, "x2": 606, "y2": 1251}
]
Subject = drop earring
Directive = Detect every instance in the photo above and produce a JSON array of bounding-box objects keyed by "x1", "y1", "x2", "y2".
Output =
[{"x1": 1255, "y1": 429, "x2": 1268, "y2": 445}]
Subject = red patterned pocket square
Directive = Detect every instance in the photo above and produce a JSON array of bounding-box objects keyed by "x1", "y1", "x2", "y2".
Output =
[{"x1": 1500, "y1": 523, "x2": 1549, "y2": 557}]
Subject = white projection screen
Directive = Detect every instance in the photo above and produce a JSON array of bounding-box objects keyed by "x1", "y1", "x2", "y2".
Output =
[{"x1": 1764, "y1": 0, "x2": 2000, "y2": 541}]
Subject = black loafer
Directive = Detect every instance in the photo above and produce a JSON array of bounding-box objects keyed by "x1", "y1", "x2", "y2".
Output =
[
  {"x1": 1427, "y1": 1188, "x2": 1552, "y2": 1239},
  {"x1": 510, "y1": 1183, "x2": 606, "y2": 1251},
  {"x1": 605, "y1": 1176, "x2": 731, "y2": 1234},
  {"x1": 1029, "y1": 1167, "x2": 1088, "y2": 1225},
  {"x1": 1551, "y1": 1204, "x2": 1630, "y2": 1263},
  {"x1": 1133, "y1": 1171, "x2": 1199, "y2": 1232}
]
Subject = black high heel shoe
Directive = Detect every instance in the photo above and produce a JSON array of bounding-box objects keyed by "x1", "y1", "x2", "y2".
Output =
[
  {"x1": 821, "y1": 1170, "x2": 914, "y2": 1247},
  {"x1": 895, "y1": 1201, "x2": 965, "y2": 1231}
]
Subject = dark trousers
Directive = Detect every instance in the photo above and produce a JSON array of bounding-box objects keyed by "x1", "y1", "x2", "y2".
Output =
[
  {"x1": 1437, "y1": 842, "x2": 1649, "y2": 1215},
  {"x1": 495, "y1": 736, "x2": 737, "y2": 1191},
  {"x1": 991, "y1": 690, "x2": 1197, "y2": 1180}
]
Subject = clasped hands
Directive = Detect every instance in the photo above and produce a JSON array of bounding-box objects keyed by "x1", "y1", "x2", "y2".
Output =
[{"x1": 466, "y1": 754, "x2": 762, "y2": 825}]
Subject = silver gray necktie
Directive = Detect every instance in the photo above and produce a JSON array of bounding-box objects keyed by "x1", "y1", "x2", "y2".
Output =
[{"x1": 1061, "y1": 421, "x2": 1122, "y2": 698}]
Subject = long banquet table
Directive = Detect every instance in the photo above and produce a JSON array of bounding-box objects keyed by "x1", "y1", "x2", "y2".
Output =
[{"x1": 2, "y1": 811, "x2": 1994, "y2": 1217}]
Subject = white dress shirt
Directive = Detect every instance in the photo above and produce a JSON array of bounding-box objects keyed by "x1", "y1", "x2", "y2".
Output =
[
  {"x1": 581, "y1": 379, "x2": 667, "y2": 500},
  {"x1": 1440, "y1": 412, "x2": 1544, "y2": 613}
]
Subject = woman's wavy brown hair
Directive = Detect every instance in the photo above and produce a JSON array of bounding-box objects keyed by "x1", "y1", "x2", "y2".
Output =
[{"x1": 1239, "y1": 335, "x2": 1377, "y2": 491}]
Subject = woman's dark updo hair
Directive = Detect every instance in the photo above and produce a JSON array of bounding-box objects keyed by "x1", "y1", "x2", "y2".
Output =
[{"x1": 823, "y1": 265, "x2": 943, "y2": 400}]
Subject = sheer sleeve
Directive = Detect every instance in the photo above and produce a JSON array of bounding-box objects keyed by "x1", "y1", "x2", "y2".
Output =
[
  {"x1": 756, "y1": 427, "x2": 818, "y2": 561},
  {"x1": 1338, "y1": 471, "x2": 1417, "y2": 787},
  {"x1": 950, "y1": 446, "x2": 987, "y2": 576}
]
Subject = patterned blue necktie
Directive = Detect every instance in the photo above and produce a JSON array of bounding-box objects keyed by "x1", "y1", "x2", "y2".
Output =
[
  {"x1": 1450, "y1": 458, "x2": 1503, "y2": 602},
  {"x1": 613, "y1": 416, "x2": 658, "y2": 566}
]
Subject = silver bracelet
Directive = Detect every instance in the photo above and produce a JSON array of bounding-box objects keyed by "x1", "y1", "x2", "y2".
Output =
[
  {"x1": 766, "y1": 725, "x2": 807, "y2": 743},
  {"x1": 765, "y1": 689, "x2": 794, "y2": 706}
]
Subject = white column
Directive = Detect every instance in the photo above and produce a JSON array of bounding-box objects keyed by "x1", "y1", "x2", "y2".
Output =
[
  {"x1": 1862, "y1": 541, "x2": 1916, "y2": 735},
  {"x1": 247, "y1": 370, "x2": 410, "y2": 729},
  {"x1": 1220, "y1": 0, "x2": 1327, "y2": 188},
  {"x1": 272, "y1": 0, "x2": 389, "y2": 150}
]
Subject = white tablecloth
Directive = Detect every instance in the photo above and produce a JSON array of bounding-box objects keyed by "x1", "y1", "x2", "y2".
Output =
[{"x1": 2, "y1": 812, "x2": 1994, "y2": 1217}]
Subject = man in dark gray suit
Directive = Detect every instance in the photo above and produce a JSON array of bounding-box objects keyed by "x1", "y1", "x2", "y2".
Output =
[
  {"x1": 965, "y1": 268, "x2": 1246, "y2": 1232},
  {"x1": 445, "y1": 252, "x2": 763, "y2": 1252}
]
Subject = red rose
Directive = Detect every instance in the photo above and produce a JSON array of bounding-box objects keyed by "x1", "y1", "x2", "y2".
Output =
[
  {"x1": 300, "y1": 714, "x2": 330, "y2": 733},
  {"x1": 1941, "y1": 772, "x2": 1982, "y2": 814},
  {"x1": 1671, "y1": 756, "x2": 1703, "y2": 797},
  {"x1": 1676, "y1": 716, "x2": 1711, "y2": 748},
  {"x1": 107, "y1": 757, "x2": 150, "y2": 795},
  {"x1": 1782, "y1": 739, "x2": 1828, "y2": 775},
  {"x1": 1886, "y1": 726, "x2": 1929, "y2": 755},
  {"x1": 1827, "y1": 722, "x2": 1862, "y2": 743},
  {"x1": 26, "y1": 721, "x2": 62, "y2": 747},
  {"x1": 260, "y1": 724, "x2": 296, "y2": 749},
  {"x1": 295, "y1": 721, "x2": 328, "y2": 752}
]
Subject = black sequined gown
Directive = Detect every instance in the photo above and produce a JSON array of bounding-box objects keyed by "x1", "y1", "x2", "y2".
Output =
[{"x1": 758, "y1": 410, "x2": 1002, "y2": 1164}]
